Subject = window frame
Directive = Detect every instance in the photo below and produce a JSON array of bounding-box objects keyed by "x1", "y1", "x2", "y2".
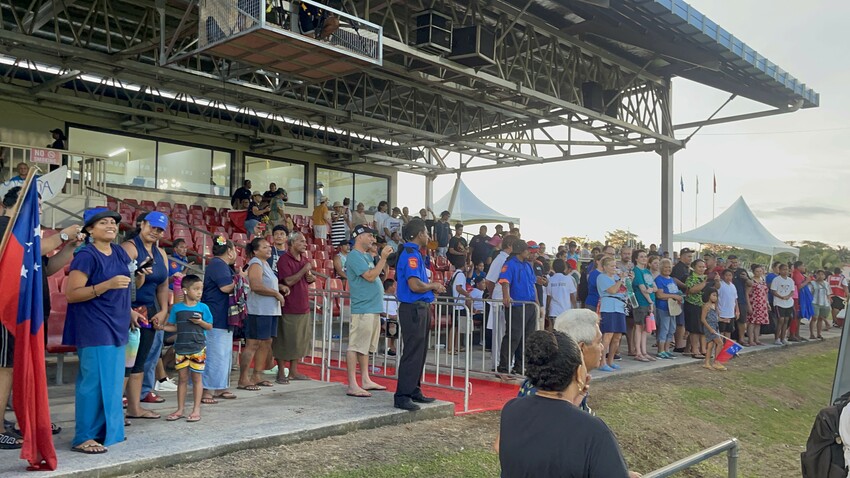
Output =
[
  {"x1": 314, "y1": 164, "x2": 391, "y2": 208},
  {"x1": 243, "y1": 152, "x2": 309, "y2": 208},
  {"x1": 68, "y1": 123, "x2": 235, "y2": 198}
]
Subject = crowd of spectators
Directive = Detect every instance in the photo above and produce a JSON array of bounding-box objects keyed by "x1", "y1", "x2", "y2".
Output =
[{"x1": 0, "y1": 178, "x2": 846, "y2": 465}]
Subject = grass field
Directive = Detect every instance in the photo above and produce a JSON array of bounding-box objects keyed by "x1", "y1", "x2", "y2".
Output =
[{"x1": 131, "y1": 340, "x2": 838, "y2": 478}]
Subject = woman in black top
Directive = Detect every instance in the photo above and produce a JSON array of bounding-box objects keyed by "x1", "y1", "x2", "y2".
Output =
[{"x1": 497, "y1": 330, "x2": 634, "y2": 478}]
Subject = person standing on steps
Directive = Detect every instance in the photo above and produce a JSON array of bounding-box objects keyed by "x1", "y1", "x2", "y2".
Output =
[{"x1": 393, "y1": 219, "x2": 446, "y2": 411}]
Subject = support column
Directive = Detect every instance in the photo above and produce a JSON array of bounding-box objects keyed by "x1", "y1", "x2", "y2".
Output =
[
  {"x1": 660, "y1": 145, "x2": 674, "y2": 254},
  {"x1": 659, "y1": 78, "x2": 675, "y2": 255},
  {"x1": 424, "y1": 174, "x2": 435, "y2": 210}
]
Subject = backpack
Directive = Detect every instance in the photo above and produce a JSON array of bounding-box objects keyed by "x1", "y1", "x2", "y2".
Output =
[
  {"x1": 801, "y1": 391, "x2": 850, "y2": 478},
  {"x1": 441, "y1": 270, "x2": 462, "y2": 299},
  {"x1": 577, "y1": 266, "x2": 590, "y2": 303}
]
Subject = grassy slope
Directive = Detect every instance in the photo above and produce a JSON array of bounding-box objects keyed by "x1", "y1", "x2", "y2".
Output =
[{"x1": 318, "y1": 345, "x2": 837, "y2": 478}]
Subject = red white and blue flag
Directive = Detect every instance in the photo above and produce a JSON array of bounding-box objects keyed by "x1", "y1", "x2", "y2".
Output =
[
  {"x1": 0, "y1": 175, "x2": 57, "y2": 470},
  {"x1": 715, "y1": 338, "x2": 742, "y2": 364}
]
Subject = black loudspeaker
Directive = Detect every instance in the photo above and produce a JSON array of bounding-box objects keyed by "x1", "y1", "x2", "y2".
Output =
[
  {"x1": 449, "y1": 25, "x2": 496, "y2": 67},
  {"x1": 603, "y1": 89, "x2": 620, "y2": 118},
  {"x1": 582, "y1": 82, "x2": 620, "y2": 118},
  {"x1": 414, "y1": 10, "x2": 452, "y2": 55}
]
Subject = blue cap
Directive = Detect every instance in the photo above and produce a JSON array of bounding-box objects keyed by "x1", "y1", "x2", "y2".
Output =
[
  {"x1": 144, "y1": 211, "x2": 169, "y2": 230},
  {"x1": 83, "y1": 207, "x2": 122, "y2": 230}
]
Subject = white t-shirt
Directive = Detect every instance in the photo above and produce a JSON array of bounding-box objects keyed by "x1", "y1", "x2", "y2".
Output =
[
  {"x1": 452, "y1": 271, "x2": 467, "y2": 310},
  {"x1": 486, "y1": 251, "x2": 509, "y2": 300},
  {"x1": 770, "y1": 276, "x2": 796, "y2": 308},
  {"x1": 373, "y1": 211, "x2": 389, "y2": 237},
  {"x1": 385, "y1": 217, "x2": 403, "y2": 236},
  {"x1": 470, "y1": 288, "x2": 485, "y2": 313},
  {"x1": 717, "y1": 281, "x2": 738, "y2": 319},
  {"x1": 840, "y1": 406, "x2": 850, "y2": 478},
  {"x1": 383, "y1": 294, "x2": 398, "y2": 318},
  {"x1": 546, "y1": 273, "x2": 576, "y2": 317}
]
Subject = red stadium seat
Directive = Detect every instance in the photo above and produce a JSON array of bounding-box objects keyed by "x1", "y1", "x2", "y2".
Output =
[
  {"x1": 46, "y1": 292, "x2": 76, "y2": 384},
  {"x1": 323, "y1": 259, "x2": 334, "y2": 271},
  {"x1": 314, "y1": 250, "x2": 328, "y2": 261},
  {"x1": 140, "y1": 200, "x2": 155, "y2": 210}
]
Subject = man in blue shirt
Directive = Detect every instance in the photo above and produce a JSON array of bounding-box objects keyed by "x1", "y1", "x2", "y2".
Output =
[
  {"x1": 394, "y1": 219, "x2": 446, "y2": 411},
  {"x1": 497, "y1": 240, "x2": 538, "y2": 375},
  {"x1": 345, "y1": 225, "x2": 393, "y2": 398}
]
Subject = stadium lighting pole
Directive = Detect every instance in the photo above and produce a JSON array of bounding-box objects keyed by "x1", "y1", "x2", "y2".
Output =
[{"x1": 659, "y1": 78, "x2": 675, "y2": 255}]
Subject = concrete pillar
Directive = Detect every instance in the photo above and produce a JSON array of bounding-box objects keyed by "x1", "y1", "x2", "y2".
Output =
[{"x1": 424, "y1": 174, "x2": 434, "y2": 210}]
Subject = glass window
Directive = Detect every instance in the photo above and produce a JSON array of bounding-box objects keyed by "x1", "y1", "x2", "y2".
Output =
[
  {"x1": 157, "y1": 143, "x2": 215, "y2": 195},
  {"x1": 354, "y1": 173, "x2": 388, "y2": 213},
  {"x1": 316, "y1": 166, "x2": 388, "y2": 211},
  {"x1": 245, "y1": 155, "x2": 306, "y2": 206},
  {"x1": 69, "y1": 128, "x2": 156, "y2": 188},
  {"x1": 211, "y1": 150, "x2": 232, "y2": 197}
]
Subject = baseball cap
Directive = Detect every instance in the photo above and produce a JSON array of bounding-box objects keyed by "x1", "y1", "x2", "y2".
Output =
[
  {"x1": 352, "y1": 224, "x2": 378, "y2": 238},
  {"x1": 145, "y1": 211, "x2": 169, "y2": 230},
  {"x1": 527, "y1": 241, "x2": 539, "y2": 249},
  {"x1": 567, "y1": 259, "x2": 578, "y2": 270},
  {"x1": 679, "y1": 247, "x2": 695, "y2": 255}
]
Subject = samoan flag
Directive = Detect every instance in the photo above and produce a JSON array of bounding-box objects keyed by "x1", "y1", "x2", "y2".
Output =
[
  {"x1": 0, "y1": 177, "x2": 57, "y2": 470},
  {"x1": 715, "y1": 338, "x2": 743, "y2": 364}
]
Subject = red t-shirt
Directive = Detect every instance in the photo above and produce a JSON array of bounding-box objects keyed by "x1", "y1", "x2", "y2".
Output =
[
  {"x1": 829, "y1": 275, "x2": 847, "y2": 298},
  {"x1": 277, "y1": 251, "x2": 310, "y2": 314}
]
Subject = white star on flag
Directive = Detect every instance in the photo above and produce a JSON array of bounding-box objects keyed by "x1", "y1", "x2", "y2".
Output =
[
  {"x1": 21, "y1": 264, "x2": 28, "y2": 278},
  {"x1": 34, "y1": 263, "x2": 40, "y2": 272},
  {"x1": 34, "y1": 226, "x2": 41, "y2": 238},
  {"x1": 25, "y1": 242, "x2": 33, "y2": 252}
]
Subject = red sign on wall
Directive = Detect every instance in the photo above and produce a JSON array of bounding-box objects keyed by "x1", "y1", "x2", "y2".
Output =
[{"x1": 30, "y1": 148, "x2": 61, "y2": 165}]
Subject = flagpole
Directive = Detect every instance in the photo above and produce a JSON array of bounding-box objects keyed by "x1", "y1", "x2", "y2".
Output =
[{"x1": 712, "y1": 171, "x2": 716, "y2": 219}]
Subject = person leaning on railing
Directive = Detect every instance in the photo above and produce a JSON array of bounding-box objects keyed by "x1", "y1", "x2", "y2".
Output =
[{"x1": 496, "y1": 330, "x2": 636, "y2": 477}]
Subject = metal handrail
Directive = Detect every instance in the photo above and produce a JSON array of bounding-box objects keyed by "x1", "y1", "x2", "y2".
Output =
[{"x1": 643, "y1": 438, "x2": 739, "y2": 478}]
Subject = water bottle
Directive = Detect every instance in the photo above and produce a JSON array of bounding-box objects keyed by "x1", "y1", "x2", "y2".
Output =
[{"x1": 370, "y1": 366, "x2": 382, "y2": 374}]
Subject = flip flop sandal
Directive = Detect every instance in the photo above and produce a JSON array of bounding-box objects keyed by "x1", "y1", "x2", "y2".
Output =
[
  {"x1": 166, "y1": 413, "x2": 185, "y2": 422},
  {"x1": 255, "y1": 381, "x2": 274, "y2": 387},
  {"x1": 290, "y1": 374, "x2": 311, "y2": 381},
  {"x1": 126, "y1": 411, "x2": 161, "y2": 419},
  {"x1": 712, "y1": 364, "x2": 728, "y2": 371},
  {"x1": 215, "y1": 392, "x2": 237, "y2": 399},
  {"x1": 201, "y1": 397, "x2": 219, "y2": 405},
  {"x1": 363, "y1": 385, "x2": 388, "y2": 391},
  {"x1": 275, "y1": 377, "x2": 291, "y2": 385},
  {"x1": 346, "y1": 391, "x2": 372, "y2": 398},
  {"x1": 0, "y1": 432, "x2": 23, "y2": 449},
  {"x1": 701, "y1": 364, "x2": 714, "y2": 370},
  {"x1": 237, "y1": 385, "x2": 261, "y2": 391},
  {"x1": 186, "y1": 415, "x2": 201, "y2": 423},
  {"x1": 71, "y1": 442, "x2": 107, "y2": 454}
]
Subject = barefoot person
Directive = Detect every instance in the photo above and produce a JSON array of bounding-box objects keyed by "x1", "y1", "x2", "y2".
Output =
[
  {"x1": 161, "y1": 275, "x2": 212, "y2": 422},
  {"x1": 344, "y1": 225, "x2": 392, "y2": 397}
]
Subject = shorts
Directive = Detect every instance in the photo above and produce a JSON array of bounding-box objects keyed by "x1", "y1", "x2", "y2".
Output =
[
  {"x1": 775, "y1": 306, "x2": 794, "y2": 319},
  {"x1": 244, "y1": 314, "x2": 279, "y2": 340},
  {"x1": 684, "y1": 302, "x2": 703, "y2": 334},
  {"x1": 675, "y1": 312, "x2": 685, "y2": 326},
  {"x1": 633, "y1": 306, "x2": 651, "y2": 326},
  {"x1": 815, "y1": 305, "x2": 831, "y2": 318},
  {"x1": 175, "y1": 348, "x2": 206, "y2": 373},
  {"x1": 0, "y1": 322, "x2": 13, "y2": 368},
  {"x1": 348, "y1": 313, "x2": 381, "y2": 355},
  {"x1": 832, "y1": 296, "x2": 846, "y2": 310},
  {"x1": 718, "y1": 320, "x2": 734, "y2": 334},
  {"x1": 736, "y1": 304, "x2": 748, "y2": 324},
  {"x1": 600, "y1": 312, "x2": 626, "y2": 334}
]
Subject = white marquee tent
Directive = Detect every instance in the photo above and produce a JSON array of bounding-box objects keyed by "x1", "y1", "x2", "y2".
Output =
[
  {"x1": 433, "y1": 177, "x2": 520, "y2": 225},
  {"x1": 673, "y1": 196, "x2": 799, "y2": 256}
]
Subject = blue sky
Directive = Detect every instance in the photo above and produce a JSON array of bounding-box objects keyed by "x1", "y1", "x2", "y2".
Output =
[{"x1": 398, "y1": 0, "x2": 847, "y2": 250}]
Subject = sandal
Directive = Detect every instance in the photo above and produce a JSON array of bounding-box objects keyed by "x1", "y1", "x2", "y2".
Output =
[
  {"x1": 712, "y1": 363, "x2": 728, "y2": 371},
  {"x1": 692, "y1": 354, "x2": 706, "y2": 359},
  {"x1": 7, "y1": 422, "x2": 62, "y2": 436},
  {"x1": 186, "y1": 414, "x2": 201, "y2": 423},
  {"x1": 126, "y1": 410, "x2": 161, "y2": 420},
  {"x1": 166, "y1": 413, "x2": 185, "y2": 422},
  {"x1": 215, "y1": 391, "x2": 237, "y2": 400},
  {"x1": 255, "y1": 380, "x2": 274, "y2": 387},
  {"x1": 290, "y1": 374, "x2": 311, "y2": 381},
  {"x1": 0, "y1": 432, "x2": 22, "y2": 449},
  {"x1": 71, "y1": 441, "x2": 107, "y2": 454},
  {"x1": 275, "y1": 377, "x2": 290, "y2": 385},
  {"x1": 702, "y1": 364, "x2": 714, "y2": 370},
  {"x1": 237, "y1": 385, "x2": 261, "y2": 391},
  {"x1": 200, "y1": 397, "x2": 219, "y2": 405}
]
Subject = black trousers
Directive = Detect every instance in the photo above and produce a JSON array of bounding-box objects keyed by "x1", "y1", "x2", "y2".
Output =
[
  {"x1": 498, "y1": 304, "x2": 537, "y2": 373},
  {"x1": 395, "y1": 302, "x2": 430, "y2": 400}
]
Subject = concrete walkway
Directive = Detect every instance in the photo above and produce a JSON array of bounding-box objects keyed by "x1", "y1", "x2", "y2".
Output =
[{"x1": 1, "y1": 366, "x2": 452, "y2": 477}]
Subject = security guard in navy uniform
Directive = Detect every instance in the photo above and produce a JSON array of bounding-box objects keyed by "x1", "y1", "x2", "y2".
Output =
[{"x1": 394, "y1": 219, "x2": 446, "y2": 411}]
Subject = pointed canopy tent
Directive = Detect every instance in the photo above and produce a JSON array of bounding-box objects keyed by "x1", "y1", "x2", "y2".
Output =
[
  {"x1": 673, "y1": 196, "x2": 798, "y2": 256},
  {"x1": 433, "y1": 178, "x2": 520, "y2": 225}
]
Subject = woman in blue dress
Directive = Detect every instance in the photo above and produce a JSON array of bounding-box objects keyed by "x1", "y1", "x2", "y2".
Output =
[{"x1": 64, "y1": 208, "x2": 138, "y2": 454}]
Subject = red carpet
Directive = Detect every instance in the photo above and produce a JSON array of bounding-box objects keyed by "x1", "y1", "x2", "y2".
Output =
[{"x1": 298, "y1": 358, "x2": 520, "y2": 415}]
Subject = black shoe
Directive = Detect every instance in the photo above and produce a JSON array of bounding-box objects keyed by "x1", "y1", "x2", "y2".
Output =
[
  {"x1": 411, "y1": 394, "x2": 435, "y2": 404},
  {"x1": 496, "y1": 367, "x2": 509, "y2": 374},
  {"x1": 387, "y1": 349, "x2": 396, "y2": 356},
  {"x1": 673, "y1": 347, "x2": 686, "y2": 353},
  {"x1": 394, "y1": 399, "x2": 421, "y2": 411},
  {"x1": 614, "y1": 354, "x2": 622, "y2": 361}
]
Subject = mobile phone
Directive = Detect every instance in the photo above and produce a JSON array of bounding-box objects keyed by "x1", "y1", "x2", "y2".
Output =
[{"x1": 135, "y1": 257, "x2": 153, "y2": 275}]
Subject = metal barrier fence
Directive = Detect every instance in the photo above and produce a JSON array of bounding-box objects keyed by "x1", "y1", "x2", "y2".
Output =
[
  {"x1": 0, "y1": 141, "x2": 107, "y2": 196},
  {"x1": 643, "y1": 438, "x2": 739, "y2": 478},
  {"x1": 299, "y1": 286, "x2": 541, "y2": 413}
]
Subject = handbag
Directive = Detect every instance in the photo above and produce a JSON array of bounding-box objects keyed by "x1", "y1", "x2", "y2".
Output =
[
  {"x1": 125, "y1": 328, "x2": 141, "y2": 368},
  {"x1": 667, "y1": 298, "x2": 683, "y2": 316},
  {"x1": 227, "y1": 273, "x2": 248, "y2": 330},
  {"x1": 645, "y1": 312, "x2": 656, "y2": 333}
]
